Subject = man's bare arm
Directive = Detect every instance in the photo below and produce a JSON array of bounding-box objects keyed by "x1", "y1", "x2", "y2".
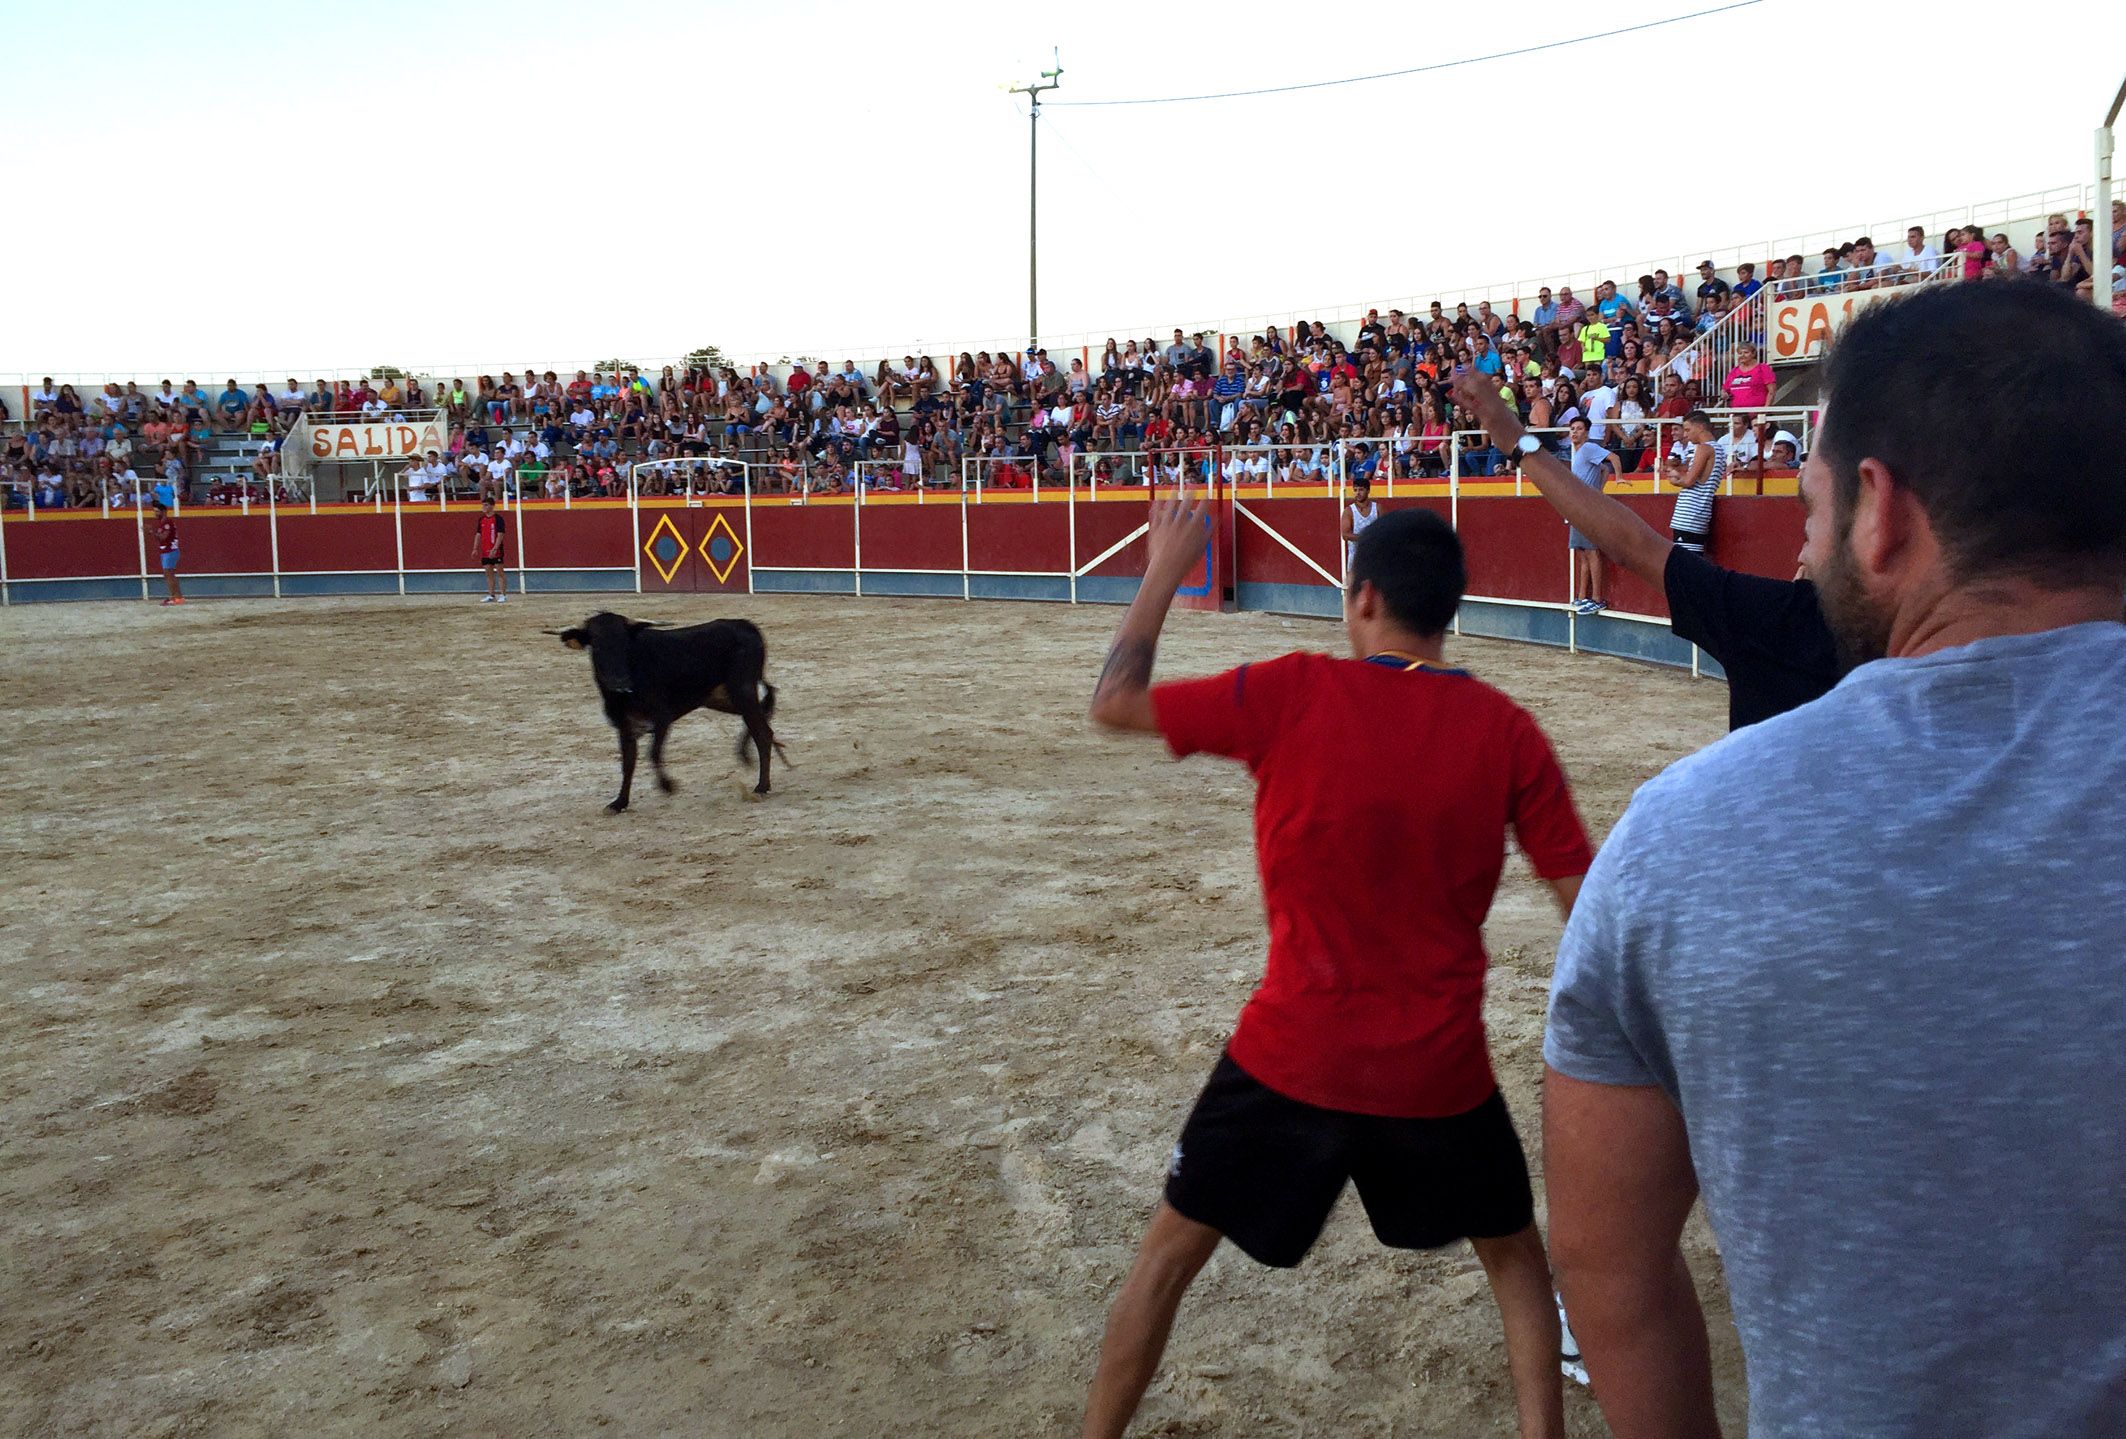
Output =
[
  {"x1": 1089, "y1": 494, "x2": 1214, "y2": 735},
  {"x1": 1450, "y1": 373, "x2": 1674, "y2": 589},
  {"x1": 1545, "y1": 1071, "x2": 1722, "y2": 1439}
]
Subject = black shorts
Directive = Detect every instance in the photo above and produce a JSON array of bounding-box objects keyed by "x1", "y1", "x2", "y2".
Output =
[
  {"x1": 481, "y1": 553, "x2": 505, "y2": 567},
  {"x1": 1164, "y1": 1052, "x2": 1533, "y2": 1268}
]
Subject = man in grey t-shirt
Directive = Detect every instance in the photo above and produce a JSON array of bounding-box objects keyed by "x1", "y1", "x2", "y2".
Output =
[
  {"x1": 1563, "y1": 417, "x2": 1618, "y2": 616},
  {"x1": 1543, "y1": 281, "x2": 2126, "y2": 1437}
]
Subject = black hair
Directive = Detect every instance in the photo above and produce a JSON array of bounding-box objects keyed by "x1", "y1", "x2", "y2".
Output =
[
  {"x1": 1819, "y1": 281, "x2": 2126, "y2": 590},
  {"x1": 1346, "y1": 507, "x2": 1465, "y2": 638}
]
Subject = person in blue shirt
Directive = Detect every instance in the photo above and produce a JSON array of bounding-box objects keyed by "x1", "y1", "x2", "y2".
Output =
[
  {"x1": 1531, "y1": 287, "x2": 1559, "y2": 333},
  {"x1": 1732, "y1": 262, "x2": 1763, "y2": 303},
  {"x1": 216, "y1": 380, "x2": 248, "y2": 429},
  {"x1": 1471, "y1": 334, "x2": 1504, "y2": 377}
]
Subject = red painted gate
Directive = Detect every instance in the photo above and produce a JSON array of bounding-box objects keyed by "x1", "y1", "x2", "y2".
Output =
[{"x1": 634, "y1": 501, "x2": 750, "y2": 594}]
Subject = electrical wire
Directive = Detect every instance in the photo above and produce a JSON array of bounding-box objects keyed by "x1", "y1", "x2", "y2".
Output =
[{"x1": 1045, "y1": 1, "x2": 1763, "y2": 108}]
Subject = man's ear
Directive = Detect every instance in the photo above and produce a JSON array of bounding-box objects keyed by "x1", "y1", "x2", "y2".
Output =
[
  {"x1": 1848, "y1": 457, "x2": 1918, "y2": 584},
  {"x1": 559, "y1": 628, "x2": 586, "y2": 650}
]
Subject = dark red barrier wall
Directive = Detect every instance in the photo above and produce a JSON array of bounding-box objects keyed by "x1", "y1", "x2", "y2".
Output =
[
  {"x1": 1710, "y1": 494, "x2": 1803, "y2": 582},
  {"x1": 4, "y1": 516, "x2": 140, "y2": 579},
  {"x1": 1073, "y1": 502, "x2": 1148, "y2": 580},
  {"x1": 968, "y1": 502, "x2": 1071, "y2": 574},
  {"x1": 751, "y1": 501, "x2": 854, "y2": 571},
  {"x1": 276, "y1": 512, "x2": 396, "y2": 572},
  {"x1": 1457, "y1": 497, "x2": 1572, "y2": 605},
  {"x1": 5, "y1": 495, "x2": 1807, "y2": 606},
  {"x1": 173, "y1": 512, "x2": 274, "y2": 574},
  {"x1": 401, "y1": 509, "x2": 478, "y2": 570},
  {"x1": 857, "y1": 504, "x2": 962, "y2": 573}
]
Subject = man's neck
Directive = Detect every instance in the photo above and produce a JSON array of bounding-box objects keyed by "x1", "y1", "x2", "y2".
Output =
[
  {"x1": 1891, "y1": 578, "x2": 2123, "y2": 660},
  {"x1": 1351, "y1": 627, "x2": 1447, "y2": 665}
]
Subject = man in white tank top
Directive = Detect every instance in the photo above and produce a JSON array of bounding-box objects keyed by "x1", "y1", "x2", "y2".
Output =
[{"x1": 1340, "y1": 476, "x2": 1379, "y2": 577}]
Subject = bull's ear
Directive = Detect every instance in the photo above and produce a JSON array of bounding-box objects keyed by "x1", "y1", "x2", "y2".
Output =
[{"x1": 559, "y1": 628, "x2": 587, "y2": 650}]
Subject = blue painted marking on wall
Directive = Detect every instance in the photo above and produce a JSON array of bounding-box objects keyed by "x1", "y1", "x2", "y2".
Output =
[
  {"x1": 1176, "y1": 537, "x2": 1214, "y2": 598},
  {"x1": 708, "y1": 535, "x2": 735, "y2": 564}
]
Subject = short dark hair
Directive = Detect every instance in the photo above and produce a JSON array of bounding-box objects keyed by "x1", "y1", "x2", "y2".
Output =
[
  {"x1": 1346, "y1": 507, "x2": 1465, "y2": 638},
  {"x1": 1819, "y1": 281, "x2": 2126, "y2": 590}
]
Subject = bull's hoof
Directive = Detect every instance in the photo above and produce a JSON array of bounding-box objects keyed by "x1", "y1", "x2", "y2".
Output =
[
  {"x1": 605, "y1": 798, "x2": 629, "y2": 814},
  {"x1": 750, "y1": 784, "x2": 770, "y2": 800},
  {"x1": 656, "y1": 774, "x2": 677, "y2": 795}
]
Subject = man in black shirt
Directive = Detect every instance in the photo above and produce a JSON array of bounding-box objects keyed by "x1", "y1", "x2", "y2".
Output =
[{"x1": 1451, "y1": 374, "x2": 1841, "y2": 729}]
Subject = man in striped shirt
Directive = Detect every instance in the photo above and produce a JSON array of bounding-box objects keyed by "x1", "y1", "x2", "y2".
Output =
[{"x1": 1665, "y1": 411, "x2": 1724, "y2": 553}]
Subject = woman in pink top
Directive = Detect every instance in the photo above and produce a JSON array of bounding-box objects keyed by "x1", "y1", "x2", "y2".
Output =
[{"x1": 1723, "y1": 342, "x2": 1775, "y2": 411}]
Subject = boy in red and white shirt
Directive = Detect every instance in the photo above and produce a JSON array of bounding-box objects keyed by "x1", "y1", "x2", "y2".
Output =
[{"x1": 1080, "y1": 496, "x2": 1590, "y2": 1439}]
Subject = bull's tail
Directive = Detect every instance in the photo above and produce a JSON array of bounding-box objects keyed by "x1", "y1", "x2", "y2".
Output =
[{"x1": 736, "y1": 678, "x2": 790, "y2": 767}]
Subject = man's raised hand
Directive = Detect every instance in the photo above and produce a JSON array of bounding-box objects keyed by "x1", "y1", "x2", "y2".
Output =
[
  {"x1": 1449, "y1": 373, "x2": 1525, "y2": 450},
  {"x1": 1145, "y1": 489, "x2": 1212, "y2": 589}
]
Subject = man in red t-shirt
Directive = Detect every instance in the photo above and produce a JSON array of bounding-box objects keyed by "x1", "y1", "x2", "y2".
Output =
[
  {"x1": 1080, "y1": 497, "x2": 1591, "y2": 1439},
  {"x1": 471, "y1": 498, "x2": 507, "y2": 603}
]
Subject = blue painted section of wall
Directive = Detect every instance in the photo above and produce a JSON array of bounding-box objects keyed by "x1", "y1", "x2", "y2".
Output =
[
  {"x1": 1458, "y1": 600, "x2": 1575, "y2": 651},
  {"x1": 1071, "y1": 575, "x2": 1139, "y2": 606},
  {"x1": 1573, "y1": 612, "x2": 1700, "y2": 668},
  {"x1": 1236, "y1": 581, "x2": 1341, "y2": 619},
  {"x1": 5, "y1": 577, "x2": 142, "y2": 604},
  {"x1": 973, "y1": 573, "x2": 1071, "y2": 599},
  {"x1": 403, "y1": 571, "x2": 486, "y2": 594},
  {"x1": 526, "y1": 568, "x2": 634, "y2": 593},
  {"x1": 279, "y1": 572, "x2": 401, "y2": 597},
  {"x1": 754, "y1": 569, "x2": 858, "y2": 596},
  {"x1": 857, "y1": 571, "x2": 964, "y2": 599},
  {"x1": 167, "y1": 573, "x2": 277, "y2": 598}
]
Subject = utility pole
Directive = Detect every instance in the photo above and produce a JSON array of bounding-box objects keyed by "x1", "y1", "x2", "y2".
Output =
[
  {"x1": 2096, "y1": 73, "x2": 2124, "y2": 315},
  {"x1": 1007, "y1": 51, "x2": 1063, "y2": 350}
]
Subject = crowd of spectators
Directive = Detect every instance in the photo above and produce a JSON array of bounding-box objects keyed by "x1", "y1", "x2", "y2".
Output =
[{"x1": 9, "y1": 202, "x2": 2120, "y2": 510}]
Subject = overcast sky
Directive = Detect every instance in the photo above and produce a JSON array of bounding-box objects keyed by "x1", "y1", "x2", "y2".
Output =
[{"x1": 4, "y1": 0, "x2": 2117, "y2": 379}]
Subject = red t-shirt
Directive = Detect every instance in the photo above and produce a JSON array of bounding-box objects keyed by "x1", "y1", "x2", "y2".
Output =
[
  {"x1": 1152, "y1": 651, "x2": 1592, "y2": 1118},
  {"x1": 477, "y1": 513, "x2": 503, "y2": 555},
  {"x1": 154, "y1": 519, "x2": 178, "y2": 554}
]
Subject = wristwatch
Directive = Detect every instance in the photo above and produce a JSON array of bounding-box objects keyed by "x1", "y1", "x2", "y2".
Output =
[{"x1": 1511, "y1": 433, "x2": 1543, "y2": 465}]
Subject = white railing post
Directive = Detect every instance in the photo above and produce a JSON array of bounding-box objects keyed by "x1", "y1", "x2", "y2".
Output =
[
  {"x1": 268, "y1": 472, "x2": 281, "y2": 599},
  {"x1": 743, "y1": 464, "x2": 756, "y2": 596},
  {"x1": 392, "y1": 465, "x2": 405, "y2": 596},
  {"x1": 852, "y1": 475, "x2": 862, "y2": 598}
]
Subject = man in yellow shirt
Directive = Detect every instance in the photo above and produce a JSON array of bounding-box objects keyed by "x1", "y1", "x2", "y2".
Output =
[{"x1": 1576, "y1": 315, "x2": 1610, "y2": 372}]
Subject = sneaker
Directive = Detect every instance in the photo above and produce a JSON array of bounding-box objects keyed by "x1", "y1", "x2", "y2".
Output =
[
  {"x1": 481, "y1": 595, "x2": 495, "y2": 603},
  {"x1": 1570, "y1": 598, "x2": 1596, "y2": 615},
  {"x1": 1558, "y1": 1297, "x2": 1590, "y2": 1387},
  {"x1": 160, "y1": 598, "x2": 173, "y2": 607},
  {"x1": 1586, "y1": 599, "x2": 1606, "y2": 614},
  {"x1": 496, "y1": 594, "x2": 507, "y2": 604}
]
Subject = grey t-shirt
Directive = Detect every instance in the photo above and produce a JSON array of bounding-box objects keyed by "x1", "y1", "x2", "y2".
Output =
[{"x1": 1547, "y1": 621, "x2": 2126, "y2": 1437}]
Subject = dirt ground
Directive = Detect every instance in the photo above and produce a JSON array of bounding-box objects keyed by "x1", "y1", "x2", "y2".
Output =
[{"x1": 0, "y1": 591, "x2": 1743, "y2": 1438}]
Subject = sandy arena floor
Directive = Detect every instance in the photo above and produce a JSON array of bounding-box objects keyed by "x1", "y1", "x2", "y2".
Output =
[{"x1": 0, "y1": 591, "x2": 1744, "y2": 1437}]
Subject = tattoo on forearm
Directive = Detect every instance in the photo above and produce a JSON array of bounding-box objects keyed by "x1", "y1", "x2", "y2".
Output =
[{"x1": 1094, "y1": 638, "x2": 1156, "y2": 700}]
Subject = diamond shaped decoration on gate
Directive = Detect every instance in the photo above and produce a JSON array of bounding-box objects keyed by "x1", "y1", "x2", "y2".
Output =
[
  {"x1": 697, "y1": 511, "x2": 744, "y2": 585},
  {"x1": 643, "y1": 512, "x2": 688, "y2": 585}
]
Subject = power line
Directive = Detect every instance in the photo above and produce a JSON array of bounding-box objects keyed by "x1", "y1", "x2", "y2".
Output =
[{"x1": 1046, "y1": 1, "x2": 1763, "y2": 108}]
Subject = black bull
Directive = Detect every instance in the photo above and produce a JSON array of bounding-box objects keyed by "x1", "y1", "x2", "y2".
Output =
[{"x1": 552, "y1": 612, "x2": 787, "y2": 811}]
